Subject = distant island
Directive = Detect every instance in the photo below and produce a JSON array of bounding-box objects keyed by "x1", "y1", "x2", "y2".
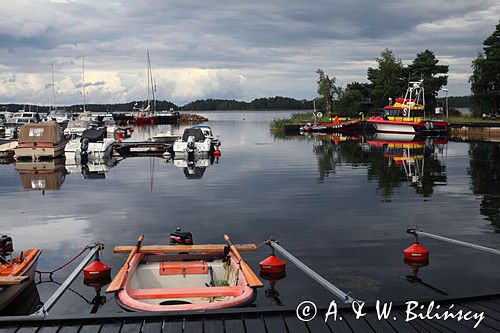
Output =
[{"x1": 0, "y1": 96, "x2": 314, "y2": 113}]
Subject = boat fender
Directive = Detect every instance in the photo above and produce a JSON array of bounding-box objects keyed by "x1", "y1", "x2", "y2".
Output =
[{"x1": 213, "y1": 149, "x2": 221, "y2": 157}]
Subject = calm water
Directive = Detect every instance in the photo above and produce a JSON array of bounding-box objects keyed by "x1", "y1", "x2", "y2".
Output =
[{"x1": 0, "y1": 110, "x2": 499, "y2": 315}]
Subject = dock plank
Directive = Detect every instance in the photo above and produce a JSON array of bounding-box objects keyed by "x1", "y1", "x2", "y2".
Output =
[
  {"x1": 141, "y1": 319, "x2": 164, "y2": 333},
  {"x1": 183, "y1": 317, "x2": 203, "y2": 333},
  {"x1": 116, "y1": 320, "x2": 142, "y2": 333},
  {"x1": 203, "y1": 317, "x2": 224, "y2": 333},
  {"x1": 12, "y1": 327, "x2": 39, "y2": 333},
  {"x1": 263, "y1": 313, "x2": 288, "y2": 333},
  {"x1": 223, "y1": 317, "x2": 246, "y2": 332},
  {"x1": 242, "y1": 314, "x2": 267, "y2": 333},
  {"x1": 282, "y1": 313, "x2": 309, "y2": 333},
  {"x1": 162, "y1": 318, "x2": 183, "y2": 333},
  {"x1": 78, "y1": 324, "x2": 102, "y2": 333},
  {"x1": 341, "y1": 311, "x2": 376, "y2": 332}
]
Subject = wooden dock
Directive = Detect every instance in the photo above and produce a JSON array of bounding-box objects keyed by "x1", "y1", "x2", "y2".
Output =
[
  {"x1": 1, "y1": 293, "x2": 499, "y2": 332},
  {"x1": 114, "y1": 141, "x2": 172, "y2": 156}
]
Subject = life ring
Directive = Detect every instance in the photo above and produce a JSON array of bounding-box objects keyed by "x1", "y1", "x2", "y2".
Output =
[{"x1": 315, "y1": 112, "x2": 323, "y2": 119}]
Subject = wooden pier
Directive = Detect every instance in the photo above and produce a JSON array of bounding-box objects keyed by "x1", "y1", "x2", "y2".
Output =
[{"x1": 1, "y1": 293, "x2": 499, "y2": 332}]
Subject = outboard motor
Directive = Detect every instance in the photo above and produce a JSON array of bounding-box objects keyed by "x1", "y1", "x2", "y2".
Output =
[
  {"x1": 80, "y1": 137, "x2": 89, "y2": 164},
  {"x1": 186, "y1": 136, "x2": 196, "y2": 152},
  {"x1": 0, "y1": 235, "x2": 13, "y2": 262},
  {"x1": 170, "y1": 228, "x2": 193, "y2": 245}
]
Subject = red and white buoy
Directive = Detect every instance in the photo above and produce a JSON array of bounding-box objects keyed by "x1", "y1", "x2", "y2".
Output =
[
  {"x1": 403, "y1": 242, "x2": 429, "y2": 261},
  {"x1": 259, "y1": 254, "x2": 286, "y2": 274},
  {"x1": 83, "y1": 249, "x2": 111, "y2": 281}
]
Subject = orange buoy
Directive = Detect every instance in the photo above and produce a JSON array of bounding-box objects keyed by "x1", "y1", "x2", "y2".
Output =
[
  {"x1": 213, "y1": 149, "x2": 221, "y2": 157},
  {"x1": 259, "y1": 254, "x2": 286, "y2": 274},
  {"x1": 83, "y1": 259, "x2": 111, "y2": 280},
  {"x1": 403, "y1": 242, "x2": 429, "y2": 261}
]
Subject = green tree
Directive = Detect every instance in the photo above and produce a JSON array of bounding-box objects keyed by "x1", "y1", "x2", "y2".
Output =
[
  {"x1": 333, "y1": 88, "x2": 365, "y2": 117},
  {"x1": 315, "y1": 69, "x2": 340, "y2": 114},
  {"x1": 406, "y1": 49, "x2": 448, "y2": 112},
  {"x1": 367, "y1": 49, "x2": 405, "y2": 108},
  {"x1": 470, "y1": 21, "x2": 500, "y2": 117}
]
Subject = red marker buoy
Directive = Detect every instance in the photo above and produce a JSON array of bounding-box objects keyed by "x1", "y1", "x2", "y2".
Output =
[
  {"x1": 83, "y1": 259, "x2": 111, "y2": 280},
  {"x1": 259, "y1": 254, "x2": 286, "y2": 274},
  {"x1": 213, "y1": 149, "x2": 221, "y2": 157},
  {"x1": 403, "y1": 242, "x2": 429, "y2": 261}
]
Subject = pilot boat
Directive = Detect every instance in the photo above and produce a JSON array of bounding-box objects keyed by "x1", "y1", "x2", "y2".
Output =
[
  {"x1": 0, "y1": 235, "x2": 41, "y2": 312},
  {"x1": 14, "y1": 122, "x2": 67, "y2": 159},
  {"x1": 107, "y1": 233, "x2": 262, "y2": 312},
  {"x1": 366, "y1": 80, "x2": 448, "y2": 134}
]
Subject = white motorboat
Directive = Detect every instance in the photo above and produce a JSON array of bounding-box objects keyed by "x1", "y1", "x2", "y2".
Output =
[
  {"x1": 173, "y1": 126, "x2": 220, "y2": 157},
  {"x1": 47, "y1": 109, "x2": 71, "y2": 126},
  {"x1": 4, "y1": 112, "x2": 41, "y2": 139},
  {"x1": 64, "y1": 119, "x2": 91, "y2": 138},
  {"x1": 191, "y1": 126, "x2": 221, "y2": 147},
  {"x1": 65, "y1": 127, "x2": 115, "y2": 162}
]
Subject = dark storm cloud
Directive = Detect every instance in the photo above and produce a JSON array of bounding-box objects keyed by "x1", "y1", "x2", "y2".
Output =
[{"x1": 0, "y1": 0, "x2": 498, "y2": 104}]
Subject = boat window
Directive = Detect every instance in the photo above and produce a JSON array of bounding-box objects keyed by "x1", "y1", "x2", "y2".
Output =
[{"x1": 29, "y1": 128, "x2": 44, "y2": 136}]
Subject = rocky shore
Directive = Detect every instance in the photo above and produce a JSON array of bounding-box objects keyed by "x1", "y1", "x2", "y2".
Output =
[{"x1": 178, "y1": 113, "x2": 209, "y2": 124}]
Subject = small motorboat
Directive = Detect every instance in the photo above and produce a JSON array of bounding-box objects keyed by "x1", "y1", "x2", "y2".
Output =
[
  {"x1": 173, "y1": 126, "x2": 220, "y2": 157},
  {"x1": 107, "y1": 233, "x2": 262, "y2": 312},
  {"x1": 0, "y1": 235, "x2": 41, "y2": 312},
  {"x1": 14, "y1": 122, "x2": 67, "y2": 160},
  {"x1": 300, "y1": 118, "x2": 361, "y2": 133},
  {"x1": 65, "y1": 127, "x2": 115, "y2": 163},
  {"x1": 64, "y1": 119, "x2": 91, "y2": 138}
]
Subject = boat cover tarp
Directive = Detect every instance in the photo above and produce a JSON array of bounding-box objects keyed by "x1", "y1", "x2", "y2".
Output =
[
  {"x1": 81, "y1": 128, "x2": 106, "y2": 142},
  {"x1": 182, "y1": 128, "x2": 205, "y2": 142},
  {"x1": 18, "y1": 122, "x2": 63, "y2": 144}
]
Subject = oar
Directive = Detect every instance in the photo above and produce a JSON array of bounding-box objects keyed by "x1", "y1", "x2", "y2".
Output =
[
  {"x1": 224, "y1": 234, "x2": 263, "y2": 288},
  {"x1": 106, "y1": 235, "x2": 144, "y2": 293}
]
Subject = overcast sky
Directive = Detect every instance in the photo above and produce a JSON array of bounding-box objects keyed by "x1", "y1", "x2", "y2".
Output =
[{"x1": 0, "y1": 0, "x2": 498, "y2": 106}]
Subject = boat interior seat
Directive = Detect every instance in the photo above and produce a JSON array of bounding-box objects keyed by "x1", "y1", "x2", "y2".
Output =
[{"x1": 128, "y1": 286, "x2": 243, "y2": 300}]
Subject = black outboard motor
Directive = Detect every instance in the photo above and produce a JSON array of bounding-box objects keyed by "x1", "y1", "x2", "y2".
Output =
[
  {"x1": 170, "y1": 228, "x2": 193, "y2": 245},
  {"x1": 0, "y1": 235, "x2": 13, "y2": 262}
]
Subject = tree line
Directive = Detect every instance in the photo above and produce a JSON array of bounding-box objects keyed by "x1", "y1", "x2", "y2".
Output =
[{"x1": 1, "y1": 96, "x2": 313, "y2": 113}]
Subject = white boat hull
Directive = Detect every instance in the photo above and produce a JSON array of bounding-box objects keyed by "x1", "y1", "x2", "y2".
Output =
[
  {"x1": 0, "y1": 254, "x2": 39, "y2": 312},
  {"x1": 372, "y1": 123, "x2": 416, "y2": 134},
  {"x1": 173, "y1": 140, "x2": 212, "y2": 156},
  {"x1": 65, "y1": 138, "x2": 115, "y2": 160}
]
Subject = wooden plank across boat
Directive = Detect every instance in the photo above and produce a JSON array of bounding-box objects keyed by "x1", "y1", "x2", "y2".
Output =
[
  {"x1": 113, "y1": 244, "x2": 257, "y2": 254},
  {"x1": 108, "y1": 236, "x2": 262, "y2": 312}
]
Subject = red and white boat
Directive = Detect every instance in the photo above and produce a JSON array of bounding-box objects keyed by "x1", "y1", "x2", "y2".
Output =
[
  {"x1": 0, "y1": 235, "x2": 41, "y2": 312},
  {"x1": 366, "y1": 80, "x2": 448, "y2": 134},
  {"x1": 109, "y1": 234, "x2": 262, "y2": 312}
]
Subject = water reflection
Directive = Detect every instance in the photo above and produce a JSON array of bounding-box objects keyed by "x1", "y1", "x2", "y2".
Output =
[
  {"x1": 468, "y1": 142, "x2": 500, "y2": 231},
  {"x1": 171, "y1": 155, "x2": 218, "y2": 179},
  {"x1": 311, "y1": 132, "x2": 448, "y2": 200},
  {"x1": 0, "y1": 281, "x2": 41, "y2": 316},
  {"x1": 15, "y1": 158, "x2": 67, "y2": 192},
  {"x1": 65, "y1": 157, "x2": 118, "y2": 180}
]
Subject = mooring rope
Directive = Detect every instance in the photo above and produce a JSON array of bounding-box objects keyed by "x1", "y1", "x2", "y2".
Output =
[{"x1": 36, "y1": 245, "x2": 90, "y2": 278}]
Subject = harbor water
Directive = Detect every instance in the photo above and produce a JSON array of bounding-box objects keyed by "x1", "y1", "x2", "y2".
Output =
[{"x1": 0, "y1": 110, "x2": 499, "y2": 315}]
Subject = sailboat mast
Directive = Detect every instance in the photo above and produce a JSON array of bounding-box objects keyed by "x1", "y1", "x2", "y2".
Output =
[
  {"x1": 82, "y1": 58, "x2": 86, "y2": 113},
  {"x1": 147, "y1": 51, "x2": 151, "y2": 111},
  {"x1": 51, "y1": 63, "x2": 55, "y2": 111}
]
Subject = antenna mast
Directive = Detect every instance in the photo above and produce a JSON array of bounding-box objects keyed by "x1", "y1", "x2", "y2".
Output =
[{"x1": 82, "y1": 58, "x2": 86, "y2": 113}]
